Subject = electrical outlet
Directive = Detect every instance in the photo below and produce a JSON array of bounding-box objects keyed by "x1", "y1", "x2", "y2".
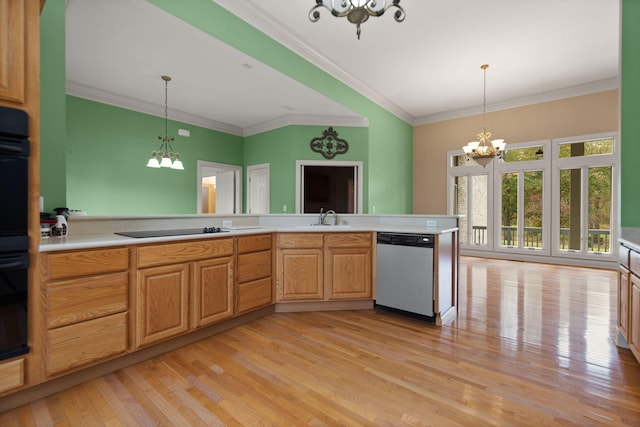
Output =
[
  {"x1": 283, "y1": 205, "x2": 287, "y2": 212},
  {"x1": 426, "y1": 220, "x2": 437, "y2": 227},
  {"x1": 222, "y1": 220, "x2": 232, "y2": 227}
]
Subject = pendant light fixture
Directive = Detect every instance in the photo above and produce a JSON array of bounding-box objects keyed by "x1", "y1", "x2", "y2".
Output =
[
  {"x1": 309, "y1": 0, "x2": 406, "y2": 40},
  {"x1": 146, "y1": 75, "x2": 184, "y2": 170},
  {"x1": 462, "y1": 64, "x2": 506, "y2": 167}
]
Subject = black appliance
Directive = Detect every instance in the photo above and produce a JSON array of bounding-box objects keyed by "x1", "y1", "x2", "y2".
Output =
[
  {"x1": 115, "y1": 227, "x2": 228, "y2": 238},
  {"x1": 0, "y1": 105, "x2": 29, "y2": 360}
]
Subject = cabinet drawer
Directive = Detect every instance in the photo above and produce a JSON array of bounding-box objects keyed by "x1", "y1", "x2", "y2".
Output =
[
  {"x1": 326, "y1": 232, "x2": 372, "y2": 248},
  {"x1": 47, "y1": 312, "x2": 128, "y2": 376},
  {"x1": 0, "y1": 358, "x2": 24, "y2": 393},
  {"x1": 278, "y1": 233, "x2": 323, "y2": 249},
  {"x1": 630, "y1": 249, "x2": 640, "y2": 277},
  {"x1": 237, "y1": 277, "x2": 272, "y2": 314},
  {"x1": 47, "y1": 248, "x2": 129, "y2": 280},
  {"x1": 238, "y1": 234, "x2": 272, "y2": 254},
  {"x1": 238, "y1": 250, "x2": 271, "y2": 283},
  {"x1": 137, "y1": 238, "x2": 233, "y2": 268},
  {"x1": 47, "y1": 272, "x2": 128, "y2": 329}
]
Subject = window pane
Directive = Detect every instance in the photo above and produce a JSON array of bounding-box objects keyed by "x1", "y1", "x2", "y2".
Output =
[
  {"x1": 453, "y1": 154, "x2": 487, "y2": 167},
  {"x1": 523, "y1": 171, "x2": 543, "y2": 249},
  {"x1": 501, "y1": 172, "x2": 518, "y2": 247},
  {"x1": 559, "y1": 168, "x2": 581, "y2": 251},
  {"x1": 503, "y1": 146, "x2": 544, "y2": 162},
  {"x1": 588, "y1": 166, "x2": 612, "y2": 254},
  {"x1": 454, "y1": 176, "x2": 468, "y2": 245},
  {"x1": 558, "y1": 139, "x2": 613, "y2": 158},
  {"x1": 471, "y1": 175, "x2": 488, "y2": 245}
]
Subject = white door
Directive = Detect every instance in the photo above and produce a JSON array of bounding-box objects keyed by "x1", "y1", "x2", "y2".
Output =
[
  {"x1": 216, "y1": 170, "x2": 236, "y2": 214},
  {"x1": 247, "y1": 164, "x2": 270, "y2": 214}
]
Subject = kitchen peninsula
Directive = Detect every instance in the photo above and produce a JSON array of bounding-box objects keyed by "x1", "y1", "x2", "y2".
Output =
[{"x1": 1, "y1": 214, "x2": 459, "y2": 410}]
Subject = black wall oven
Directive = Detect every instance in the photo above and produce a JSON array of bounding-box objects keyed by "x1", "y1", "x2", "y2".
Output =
[{"x1": 0, "y1": 105, "x2": 30, "y2": 361}]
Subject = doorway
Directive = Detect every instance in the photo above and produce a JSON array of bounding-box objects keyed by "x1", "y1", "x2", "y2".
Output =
[
  {"x1": 197, "y1": 161, "x2": 242, "y2": 214},
  {"x1": 247, "y1": 163, "x2": 270, "y2": 214},
  {"x1": 296, "y1": 160, "x2": 363, "y2": 214}
]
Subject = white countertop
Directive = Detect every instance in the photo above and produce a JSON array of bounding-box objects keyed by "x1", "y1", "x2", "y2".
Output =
[{"x1": 39, "y1": 222, "x2": 459, "y2": 252}]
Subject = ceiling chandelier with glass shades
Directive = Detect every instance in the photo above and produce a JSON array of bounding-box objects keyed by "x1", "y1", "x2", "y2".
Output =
[
  {"x1": 146, "y1": 75, "x2": 184, "y2": 170},
  {"x1": 462, "y1": 64, "x2": 506, "y2": 167},
  {"x1": 308, "y1": 0, "x2": 406, "y2": 40}
]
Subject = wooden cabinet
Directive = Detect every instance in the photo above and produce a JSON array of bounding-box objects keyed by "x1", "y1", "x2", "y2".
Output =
[
  {"x1": 42, "y1": 248, "x2": 129, "y2": 376},
  {"x1": 0, "y1": 0, "x2": 25, "y2": 103},
  {"x1": 619, "y1": 267, "x2": 630, "y2": 341},
  {"x1": 276, "y1": 232, "x2": 373, "y2": 302},
  {"x1": 134, "y1": 238, "x2": 234, "y2": 348},
  {"x1": 620, "y1": 242, "x2": 640, "y2": 362},
  {"x1": 630, "y1": 274, "x2": 640, "y2": 360},
  {"x1": 325, "y1": 233, "x2": 372, "y2": 300},
  {"x1": 277, "y1": 234, "x2": 324, "y2": 301},
  {"x1": 193, "y1": 256, "x2": 234, "y2": 327},
  {"x1": 0, "y1": 358, "x2": 24, "y2": 394},
  {"x1": 237, "y1": 234, "x2": 273, "y2": 314},
  {"x1": 136, "y1": 263, "x2": 190, "y2": 347}
]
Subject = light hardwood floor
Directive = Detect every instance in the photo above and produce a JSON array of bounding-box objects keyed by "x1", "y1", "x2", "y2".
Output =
[{"x1": 1, "y1": 257, "x2": 639, "y2": 426}]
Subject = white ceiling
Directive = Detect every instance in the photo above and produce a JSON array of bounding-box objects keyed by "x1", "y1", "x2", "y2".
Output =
[{"x1": 65, "y1": 0, "x2": 620, "y2": 136}]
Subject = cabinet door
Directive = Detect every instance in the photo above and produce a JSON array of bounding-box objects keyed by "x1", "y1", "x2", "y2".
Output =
[
  {"x1": 0, "y1": 0, "x2": 25, "y2": 103},
  {"x1": 630, "y1": 274, "x2": 640, "y2": 361},
  {"x1": 192, "y1": 257, "x2": 234, "y2": 328},
  {"x1": 619, "y1": 268, "x2": 630, "y2": 341},
  {"x1": 136, "y1": 264, "x2": 189, "y2": 347},
  {"x1": 277, "y1": 248, "x2": 323, "y2": 301},
  {"x1": 326, "y1": 247, "x2": 372, "y2": 300}
]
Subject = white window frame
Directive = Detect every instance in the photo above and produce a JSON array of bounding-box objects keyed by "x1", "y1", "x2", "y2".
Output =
[
  {"x1": 447, "y1": 132, "x2": 618, "y2": 268},
  {"x1": 493, "y1": 139, "x2": 551, "y2": 256},
  {"x1": 550, "y1": 132, "x2": 618, "y2": 262}
]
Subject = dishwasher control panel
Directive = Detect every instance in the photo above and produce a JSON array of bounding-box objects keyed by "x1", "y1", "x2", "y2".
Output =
[{"x1": 377, "y1": 232, "x2": 434, "y2": 248}]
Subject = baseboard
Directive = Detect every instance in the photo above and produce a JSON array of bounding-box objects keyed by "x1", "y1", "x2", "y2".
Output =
[{"x1": 275, "y1": 300, "x2": 374, "y2": 313}]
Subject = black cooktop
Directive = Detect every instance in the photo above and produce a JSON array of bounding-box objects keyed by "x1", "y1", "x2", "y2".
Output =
[{"x1": 115, "y1": 227, "x2": 228, "y2": 238}]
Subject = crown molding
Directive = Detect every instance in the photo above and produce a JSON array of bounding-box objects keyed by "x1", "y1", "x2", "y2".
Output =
[
  {"x1": 66, "y1": 81, "x2": 245, "y2": 136},
  {"x1": 414, "y1": 77, "x2": 620, "y2": 125},
  {"x1": 243, "y1": 114, "x2": 369, "y2": 137},
  {"x1": 67, "y1": 80, "x2": 368, "y2": 137},
  {"x1": 212, "y1": 0, "x2": 415, "y2": 125}
]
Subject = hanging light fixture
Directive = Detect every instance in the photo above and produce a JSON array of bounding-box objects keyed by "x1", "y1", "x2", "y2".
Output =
[
  {"x1": 462, "y1": 64, "x2": 506, "y2": 167},
  {"x1": 309, "y1": 0, "x2": 406, "y2": 40},
  {"x1": 146, "y1": 75, "x2": 184, "y2": 170}
]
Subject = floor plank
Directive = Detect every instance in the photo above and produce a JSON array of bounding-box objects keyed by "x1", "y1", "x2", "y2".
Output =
[{"x1": 1, "y1": 257, "x2": 639, "y2": 425}]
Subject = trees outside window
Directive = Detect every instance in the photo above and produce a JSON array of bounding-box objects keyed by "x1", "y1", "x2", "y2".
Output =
[{"x1": 448, "y1": 133, "x2": 617, "y2": 265}]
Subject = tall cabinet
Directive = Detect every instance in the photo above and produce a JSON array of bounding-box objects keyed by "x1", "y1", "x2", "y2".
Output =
[
  {"x1": 0, "y1": 0, "x2": 42, "y2": 393},
  {"x1": 618, "y1": 239, "x2": 640, "y2": 363}
]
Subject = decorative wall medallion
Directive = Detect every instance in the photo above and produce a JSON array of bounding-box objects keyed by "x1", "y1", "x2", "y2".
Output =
[{"x1": 310, "y1": 127, "x2": 349, "y2": 159}]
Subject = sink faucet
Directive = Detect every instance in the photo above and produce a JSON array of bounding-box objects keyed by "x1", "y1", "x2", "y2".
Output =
[{"x1": 320, "y1": 208, "x2": 337, "y2": 225}]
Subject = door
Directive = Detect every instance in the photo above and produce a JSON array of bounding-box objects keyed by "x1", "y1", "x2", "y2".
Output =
[
  {"x1": 247, "y1": 164, "x2": 270, "y2": 214},
  {"x1": 197, "y1": 161, "x2": 242, "y2": 214},
  {"x1": 216, "y1": 170, "x2": 236, "y2": 214}
]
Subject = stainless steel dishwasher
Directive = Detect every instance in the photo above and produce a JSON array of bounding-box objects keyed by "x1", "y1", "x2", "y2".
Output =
[{"x1": 375, "y1": 232, "x2": 435, "y2": 317}]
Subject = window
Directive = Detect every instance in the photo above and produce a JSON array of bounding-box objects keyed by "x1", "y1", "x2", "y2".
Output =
[{"x1": 448, "y1": 132, "x2": 617, "y2": 266}]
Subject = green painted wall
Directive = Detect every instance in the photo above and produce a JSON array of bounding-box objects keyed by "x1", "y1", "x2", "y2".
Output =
[
  {"x1": 621, "y1": 0, "x2": 640, "y2": 227},
  {"x1": 244, "y1": 126, "x2": 369, "y2": 213},
  {"x1": 40, "y1": 0, "x2": 67, "y2": 212},
  {"x1": 147, "y1": 0, "x2": 413, "y2": 214},
  {"x1": 66, "y1": 96, "x2": 243, "y2": 215}
]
